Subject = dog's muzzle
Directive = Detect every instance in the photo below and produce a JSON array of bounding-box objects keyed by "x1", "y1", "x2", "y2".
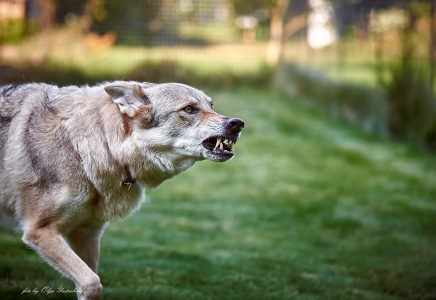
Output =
[{"x1": 202, "y1": 118, "x2": 244, "y2": 162}]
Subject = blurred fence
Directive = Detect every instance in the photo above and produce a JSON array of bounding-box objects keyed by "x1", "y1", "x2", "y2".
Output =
[
  {"x1": 278, "y1": 0, "x2": 436, "y2": 152},
  {"x1": 0, "y1": 1, "x2": 434, "y2": 86},
  {"x1": 0, "y1": 0, "x2": 269, "y2": 79},
  {"x1": 282, "y1": 0, "x2": 435, "y2": 90}
]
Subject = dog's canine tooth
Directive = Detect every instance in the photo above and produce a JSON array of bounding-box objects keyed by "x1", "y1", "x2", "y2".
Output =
[
  {"x1": 215, "y1": 137, "x2": 222, "y2": 150},
  {"x1": 220, "y1": 142, "x2": 224, "y2": 151}
]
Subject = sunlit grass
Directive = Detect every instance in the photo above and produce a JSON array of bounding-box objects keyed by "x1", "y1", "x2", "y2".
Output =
[
  {"x1": 52, "y1": 44, "x2": 269, "y2": 78},
  {"x1": 0, "y1": 24, "x2": 403, "y2": 88},
  {"x1": 0, "y1": 24, "x2": 268, "y2": 80},
  {"x1": 282, "y1": 38, "x2": 400, "y2": 87},
  {"x1": 1, "y1": 87, "x2": 435, "y2": 299}
]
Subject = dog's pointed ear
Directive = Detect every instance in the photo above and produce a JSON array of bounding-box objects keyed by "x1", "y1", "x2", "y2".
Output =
[{"x1": 104, "y1": 84, "x2": 151, "y2": 117}]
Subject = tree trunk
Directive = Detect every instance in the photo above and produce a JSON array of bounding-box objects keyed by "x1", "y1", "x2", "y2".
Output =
[
  {"x1": 266, "y1": 0, "x2": 290, "y2": 66},
  {"x1": 430, "y1": 0, "x2": 436, "y2": 104},
  {"x1": 38, "y1": 0, "x2": 56, "y2": 30}
]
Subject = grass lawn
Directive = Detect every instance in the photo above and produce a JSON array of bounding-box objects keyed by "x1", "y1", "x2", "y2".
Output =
[{"x1": 1, "y1": 87, "x2": 436, "y2": 299}]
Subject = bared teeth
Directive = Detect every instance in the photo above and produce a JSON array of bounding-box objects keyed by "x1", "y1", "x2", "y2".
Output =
[{"x1": 213, "y1": 137, "x2": 235, "y2": 152}]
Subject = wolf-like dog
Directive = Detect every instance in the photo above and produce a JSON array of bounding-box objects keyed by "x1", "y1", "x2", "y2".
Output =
[{"x1": 0, "y1": 81, "x2": 244, "y2": 299}]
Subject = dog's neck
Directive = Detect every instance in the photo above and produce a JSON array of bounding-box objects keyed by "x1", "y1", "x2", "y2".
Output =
[{"x1": 126, "y1": 150, "x2": 198, "y2": 189}]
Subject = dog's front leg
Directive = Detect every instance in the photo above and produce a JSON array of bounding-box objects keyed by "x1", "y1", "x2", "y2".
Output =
[
  {"x1": 22, "y1": 226, "x2": 103, "y2": 300},
  {"x1": 66, "y1": 224, "x2": 106, "y2": 273},
  {"x1": 66, "y1": 224, "x2": 106, "y2": 300}
]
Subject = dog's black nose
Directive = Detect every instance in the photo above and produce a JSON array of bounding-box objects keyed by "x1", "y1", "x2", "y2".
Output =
[{"x1": 225, "y1": 118, "x2": 244, "y2": 133}]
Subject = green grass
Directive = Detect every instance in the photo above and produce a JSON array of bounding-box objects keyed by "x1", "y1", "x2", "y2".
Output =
[{"x1": 1, "y1": 87, "x2": 436, "y2": 299}]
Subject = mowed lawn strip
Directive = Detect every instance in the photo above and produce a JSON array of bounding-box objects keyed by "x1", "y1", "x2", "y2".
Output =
[{"x1": 1, "y1": 87, "x2": 436, "y2": 299}]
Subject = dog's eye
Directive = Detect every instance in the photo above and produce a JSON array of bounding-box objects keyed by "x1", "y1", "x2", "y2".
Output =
[{"x1": 183, "y1": 106, "x2": 195, "y2": 114}]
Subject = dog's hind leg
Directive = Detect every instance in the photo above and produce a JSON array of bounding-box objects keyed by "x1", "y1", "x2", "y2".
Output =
[{"x1": 22, "y1": 226, "x2": 103, "y2": 300}]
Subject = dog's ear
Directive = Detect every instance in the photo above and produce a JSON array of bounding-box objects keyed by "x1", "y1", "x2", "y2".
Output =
[{"x1": 105, "y1": 84, "x2": 152, "y2": 117}]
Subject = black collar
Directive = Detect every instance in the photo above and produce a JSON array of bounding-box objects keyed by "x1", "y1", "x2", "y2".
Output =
[{"x1": 122, "y1": 165, "x2": 137, "y2": 187}]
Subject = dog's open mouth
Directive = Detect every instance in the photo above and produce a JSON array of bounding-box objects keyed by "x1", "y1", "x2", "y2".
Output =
[{"x1": 202, "y1": 136, "x2": 237, "y2": 157}]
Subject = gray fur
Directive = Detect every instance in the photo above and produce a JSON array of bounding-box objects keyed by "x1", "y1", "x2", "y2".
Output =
[{"x1": 0, "y1": 81, "x2": 243, "y2": 300}]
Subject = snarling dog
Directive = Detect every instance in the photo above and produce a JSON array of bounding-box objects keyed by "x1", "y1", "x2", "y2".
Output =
[{"x1": 0, "y1": 81, "x2": 244, "y2": 299}]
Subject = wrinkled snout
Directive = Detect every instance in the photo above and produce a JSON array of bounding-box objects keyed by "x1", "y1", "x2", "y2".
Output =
[
  {"x1": 225, "y1": 118, "x2": 244, "y2": 134},
  {"x1": 201, "y1": 117, "x2": 244, "y2": 162}
]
